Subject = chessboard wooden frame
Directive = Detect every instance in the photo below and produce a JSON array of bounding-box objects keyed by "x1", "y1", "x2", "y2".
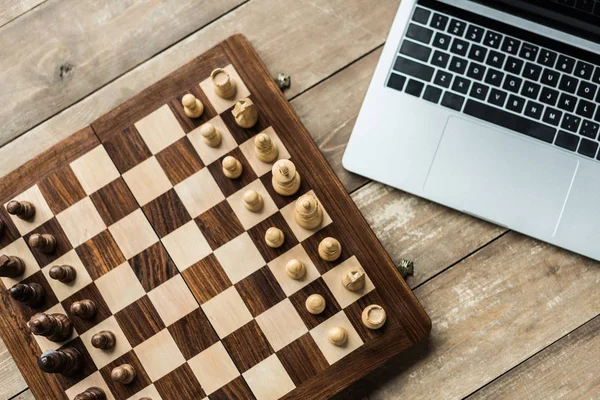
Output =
[{"x1": 0, "y1": 34, "x2": 430, "y2": 400}]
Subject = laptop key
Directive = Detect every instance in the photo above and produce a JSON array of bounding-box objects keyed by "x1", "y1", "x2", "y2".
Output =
[
  {"x1": 540, "y1": 69, "x2": 560, "y2": 87},
  {"x1": 555, "y1": 130, "x2": 580, "y2": 151},
  {"x1": 432, "y1": 32, "x2": 452, "y2": 50},
  {"x1": 577, "y1": 81, "x2": 597, "y2": 100},
  {"x1": 470, "y1": 82, "x2": 489, "y2": 100},
  {"x1": 501, "y1": 37, "x2": 521, "y2": 55},
  {"x1": 557, "y1": 93, "x2": 577, "y2": 112},
  {"x1": 561, "y1": 113, "x2": 582, "y2": 133},
  {"x1": 423, "y1": 85, "x2": 442, "y2": 103},
  {"x1": 448, "y1": 56, "x2": 468, "y2": 74},
  {"x1": 431, "y1": 50, "x2": 450, "y2": 68},
  {"x1": 430, "y1": 13, "x2": 449, "y2": 30},
  {"x1": 485, "y1": 50, "x2": 505, "y2": 68},
  {"x1": 465, "y1": 25, "x2": 484, "y2": 42},
  {"x1": 393, "y1": 56, "x2": 434, "y2": 81},
  {"x1": 447, "y1": 19, "x2": 466, "y2": 36},
  {"x1": 406, "y1": 23, "x2": 434, "y2": 44},
  {"x1": 412, "y1": 7, "x2": 431, "y2": 24},
  {"x1": 400, "y1": 40, "x2": 432, "y2": 62},
  {"x1": 580, "y1": 119, "x2": 599, "y2": 139},
  {"x1": 468, "y1": 44, "x2": 487, "y2": 62},
  {"x1": 387, "y1": 73, "x2": 407, "y2": 91},
  {"x1": 506, "y1": 95, "x2": 526, "y2": 113},
  {"x1": 542, "y1": 107, "x2": 563, "y2": 126},
  {"x1": 558, "y1": 75, "x2": 579, "y2": 94},
  {"x1": 519, "y1": 43, "x2": 539, "y2": 61},
  {"x1": 524, "y1": 100, "x2": 544, "y2": 120},
  {"x1": 434, "y1": 70, "x2": 453, "y2": 88},
  {"x1": 452, "y1": 76, "x2": 471, "y2": 94},
  {"x1": 405, "y1": 79, "x2": 425, "y2": 97},
  {"x1": 523, "y1": 63, "x2": 542, "y2": 81},
  {"x1": 484, "y1": 68, "x2": 504, "y2": 87},
  {"x1": 576, "y1": 99, "x2": 596, "y2": 119},
  {"x1": 592, "y1": 67, "x2": 600, "y2": 84},
  {"x1": 556, "y1": 55, "x2": 575, "y2": 74},
  {"x1": 504, "y1": 56, "x2": 523, "y2": 74},
  {"x1": 488, "y1": 88, "x2": 508, "y2": 107},
  {"x1": 577, "y1": 138, "x2": 599, "y2": 158},
  {"x1": 483, "y1": 31, "x2": 502, "y2": 48},
  {"x1": 466, "y1": 62, "x2": 486, "y2": 80},
  {"x1": 538, "y1": 49, "x2": 557, "y2": 68},
  {"x1": 502, "y1": 75, "x2": 522, "y2": 93},
  {"x1": 576, "y1": 0, "x2": 595, "y2": 12},
  {"x1": 450, "y1": 38, "x2": 469, "y2": 56},
  {"x1": 540, "y1": 87, "x2": 559, "y2": 106},
  {"x1": 574, "y1": 60, "x2": 594, "y2": 80},
  {"x1": 441, "y1": 92, "x2": 465, "y2": 111},
  {"x1": 521, "y1": 81, "x2": 541, "y2": 100}
]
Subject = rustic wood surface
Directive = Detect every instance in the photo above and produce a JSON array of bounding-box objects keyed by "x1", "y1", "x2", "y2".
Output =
[{"x1": 1, "y1": 0, "x2": 599, "y2": 399}]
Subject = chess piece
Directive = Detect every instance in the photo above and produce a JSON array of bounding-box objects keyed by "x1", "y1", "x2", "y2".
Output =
[
  {"x1": 232, "y1": 98, "x2": 258, "y2": 128},
  {"x1": 10, "y1": 283, "x2": 44, "y2": 306},
  {"x1": 6, "y1": 200, "x2": 35, "y2": 220},
  {"x1": 74, "y1": 387, "x2": 106, "y2": 400},
  {"x1": 111, "y1": 364, "x2": 136, "y2": 384},
  {"x1": 254, "y1": 133, "x2": 279, "y2": 163},
  {"x1": 182, "y1": 93, "x2": 204, "y2": 118},
  {"x1": 28, "y1": 233, "x2": 56, "y2": 253},
  {"x1": 285, "y1": 259, "x2": 306, "y2": 280},
  {"x1": 305, "y1": 294, "x2": 326, "y2": 315},
  {"x1": 243, "y1": 190, "x2": 263, "y2": 212},
  {"x1": 294, "y1": 194, "x2": 323, "y2": 230},
  {"x1": 70, "y1": 299, "x2": 97, "y2": 320},
  {"x1": 222, "y1": 156, "x2": 243, "y2": 179},
  {"x1": 318, "y1": 237, "x2": 341, "y2": 262},
  {"x1": 0, "y1": 254, "x2": 25, "y2": 278},
  {"x1": 265, "y1": 227, "x2": 284, "y2": 248},
  {"x1": 271, "y1": 159, "x2": 301, "y2": 196},
  {"x1": 361, "y1": 304, "x2": 387, "y2": 329},
  {"x1": 49, "y1": 265, "x2": 77, "y2": 283},
  {"x1": 91, "y1": 330, "x2": 116, "y2": 349},
  {"x1": 38, "y1": 348, "x2": 82, "y2": 376},
  {"x1": 341, "y1": 266, "x2": 365, "y2": 292},
  {"x1": 28, "y1": 312, "x2": 73, "y2": 342},
  {"x1": 328, "y1": 326, "x2": 348, "y2": 346},
  {"x1": 211, "y1": 68, "x2": 237, "y2": 99},
  {"x1": 199, "y1": 123, "x2": 222, "y2": 147}
]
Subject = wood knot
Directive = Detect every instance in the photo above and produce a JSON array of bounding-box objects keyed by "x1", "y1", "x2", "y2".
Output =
[{"x1": 59, "y1": 63, "x2": 75, "y2": 80}]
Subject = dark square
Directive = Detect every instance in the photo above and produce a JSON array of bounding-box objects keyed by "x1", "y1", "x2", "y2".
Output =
[
  {"x1": 8, "y1": 271, "x2": 58, "y2": 320},
  {"x1": 54, "y1": 337, "x2": 98, "y2": 390},
  {"x1": 99, "y1": 350, "x2": 151, "y2": 400},
  {"x1": 38, "y1": 166, "x2": 86, "y2": 214},
  {"x1": 235, "y1": 267, "x2": 286, "y2": 317},
  {"x1": 277, "y1": 333, "x2": 328, "y2": 386},
  {"x1": 62, "y1": 283, "x2": 111, "y2": 334},
  {"x1": 142, "y1": 189, "x2": 191, "y2": 238},
  {"x1": 168, "y1": 308, "x2": 219, "y2": 359},
  {"x1": 220, "y1": 99, "x2": 272, "y2": 145},
  {"x1": 129, "y1": 242, "x2": 178, "y2": 292},
  {"x1": 181, "y1": 254, "x2": 232, "y2": 304},
  {"x1": 260, "y1": 169, "x2": 309, "y2": 210},
  {"x1": 288, "y1": 278, "x2": 341, "y2": 330},
  {"x1": 302, "y1": 224, "x2": 351, "y2": 274},
  {"x1": 247, "y1": 212, "x2": 298, "y2": 263},
  {"x1": 155, "y1": 363, "x2": 206, "y2": 400},
  {"x1": 210, "y1": 376, "x2": 255, "y2": 400},
  {"x1": 114, "y1": 295, "x2": 165, "y2": 347},
  {"x1": 155, "y1": 137, "x2": 204, "y2": 185},
  {"x1": 103, "y1": 126, "x2": 152, "y2": 173},
  {"x1": 344, "y1": 290, "x2": 397, "y2": 343},
  {"x1": 89, "y1": 178, "x2": 138, "y2": 226},
  {"x1": 167, "y1": 86, "x2": 218, "y2": 133},
  {"x1": 221, "y1": 320, "x2": 273, "y2": 373},
  {"x1": 75, "y1": 230, "x2": 125, "y2": 280},
  {"x1": 207, "y1": 148, "x2": 258, "y2": 197},
  {"x1": 0, "y1": 207, "x2": 20, "y2": 249},
  {"x1": 194, "y1": 201, "x2": 244, "y2": 250},
  {"x1": 24, "y1": 217, "x2": 72, "y2": 267}
]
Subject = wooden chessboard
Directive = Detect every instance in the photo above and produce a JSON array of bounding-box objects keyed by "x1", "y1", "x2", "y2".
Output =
[{"x1": 0, "y1": 34, "x2": 430, "y2": 400}]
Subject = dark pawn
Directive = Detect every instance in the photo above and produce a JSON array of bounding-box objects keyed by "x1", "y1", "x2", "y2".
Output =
[
  {"x1": 91, "y1": 330, "x2": 116, "y2": 349},
  {"x1": 74, "y1": 387, "x2": 106, "y2": 400},
  {"x1": 6, "y1": 200, "x2": 35, "y2": 220},
  {"x1": 0, "y1": 254, "x2": 25, "y2": 278},
  {"x1": 38, "y1": 348, "x2": 82, "y2": 376},
  {"x1": 28, "y1": 313, "x2": 73, "y2": 342},
  {"x1": 111, "y1": 363, "x2": 136, "y2": 384},
  {"x1": 9, "y1": 282, "x2": 45, "y2": 306},
  {"x1": 70, "y1": 299, "x2": 97, "y2": 320},
  {"x1": 28, "y1": 233, "x2": 56, "y2": 253},
  {"x1": 49, "y1": 265, "x2": 77, "y2": 283}
]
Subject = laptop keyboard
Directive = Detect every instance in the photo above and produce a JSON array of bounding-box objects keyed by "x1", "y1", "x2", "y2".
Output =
[
  {"x1": 387, "y1": 0, "x2": 600, "y2": 160},
  {"x1": 550, "y1": 0, "x2": 600, "y2": 16}
]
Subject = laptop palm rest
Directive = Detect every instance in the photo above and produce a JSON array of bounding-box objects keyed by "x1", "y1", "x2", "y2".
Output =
[{"x1": 423, "y1": 117, "x2": 578, "y2": 237}]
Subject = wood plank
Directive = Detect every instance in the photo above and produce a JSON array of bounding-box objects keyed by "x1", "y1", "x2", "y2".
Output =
[
  {"x1": 467, "y1": 315, "x2": 600, "y2": 399},
  {"x1": 0, "y1": 339, "x2": 26, "y2": 400},
  {"x1": 0, "y1": 0, "x2": 45, "y2": 27},
  {"x1": 11, "y1": 390, "x2": 34, "y2": 400}
]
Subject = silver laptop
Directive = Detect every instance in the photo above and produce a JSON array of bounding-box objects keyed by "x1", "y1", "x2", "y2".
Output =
[{"x1": 344, "y1": 0, "x2": 600, "y2": 261}]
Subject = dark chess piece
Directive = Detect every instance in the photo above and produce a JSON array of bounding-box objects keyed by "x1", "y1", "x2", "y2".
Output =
[
  {"x1": 38, "y1": 348, "x2": 82, "y2": 376},
  {"x1": 28, "y1": 233, "x2": 57, "y2": 253},
  {"x1": 6, "y1": 200, "x2": 36, "y2": 220},
  {"x1": 91, "y1": 330, "x2": 116, "y2": 350},
  {"x1": 9, "y1": 282, "x2": 45, "y2": 306},
  {"x1": 28, "y1": 313, "x2": 73, "y2": 342},
  {"x1": 74, "y1": 387, "x2": 106, "y2": 400},
  {"x1": 49, "y1": 265, "x2": 77, "y2": 283},
  {"x1": 111, "y1": 364, "x2": 136, "y2": 384},
  {"x1": 0, "y1": 254, "x2": 25, "y2": 278},
  {"x1": 70, "y1": 299, "x2": 97, "y2": 320}
]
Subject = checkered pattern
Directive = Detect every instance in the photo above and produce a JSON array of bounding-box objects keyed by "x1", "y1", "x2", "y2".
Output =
[{"x1": 0, "y1": 64, "x2": 379, "y2": 400}]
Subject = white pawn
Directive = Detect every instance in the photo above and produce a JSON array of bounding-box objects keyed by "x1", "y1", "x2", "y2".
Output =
[
  {"x1": 254, "y1": 133, "x2": 278, "y2": 163},
  {"x1": 222, "y1": 156, "x2": 243, "y2": 179},
  {"x1": 265, "y1": 227, "x2": 284, "y2": 248},
  {"x1": 305, "y1": 294, "x2": 326, "y2": 315},
  {"x1": 243, "y1": 190, "x2": 263, "y2": 212},
  {"x1": 272, "y1": 159, "x2": 301, "y2": 196},
  {"x1": 200, "y1": 123, "x2": 222, "y2": 147},
  {"x1": 182, "y1": 94, "x2": 204, "y2": 118},
  {"x1": 285, "y1": 259, "x2": 306, "y2": 280},
  {"x1": 318, "y1": 237, "x2": 341, "y2": 262},
  {"x1": 328, "y1": 326, "x2": 348, "y2": 346},
  {"x1": 232, "y1": 98, "x2": 258, "y2": 128},
  {"x1": 211, "y1": 68, "x2": 237, "y2": 99},
  {"x1": 294, "y1": 194, "x2": 323, "y2": 230}
]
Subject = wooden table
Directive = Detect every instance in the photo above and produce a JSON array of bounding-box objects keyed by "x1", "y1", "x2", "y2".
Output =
[{"x1": 1, "y1": 1, "x2": 599, "y2": 399}]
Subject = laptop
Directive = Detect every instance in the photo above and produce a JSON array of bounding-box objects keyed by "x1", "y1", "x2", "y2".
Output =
[{"x1": 343, "y1": 0, "x2": 600, "y2": 261}]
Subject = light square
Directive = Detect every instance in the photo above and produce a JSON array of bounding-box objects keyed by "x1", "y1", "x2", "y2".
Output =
[
  {"x1": 239, "y1": 127, "x2": 291, "y2": 176},
  {"x1": 95, "y1": 262, "x2": 145, "y2": 313},
  {"x1": 31, "y1": 303, "x2": 77, "y2": 352},
  {"x1": 226, "y1": 179, "x2": 278, "y2": 230},
  {"x1": 80, "y1": 316, "x2": 131, "y2": 368},
  {"x1": 41, "y1": 250, "x2": 93, "y2": 301},
  {"x1": 161, "y1": 221, "x2": 211, "y2": 272},
  {"x1": 322, "y1": 256, "x2": 375, "y2": 308},
  {"x1": 213, "y1": 232, "x2": 265, "y2": 284},
  {"x1": 280, "y1": 190, "x2": 333, "y2": 241},
  {"x1": 199, "y1": 64, "x2": 251, "y2": 114},
  {"x1": 310, "y1": 311, "x2": 363, "y2": 365},
  {"x1": 148, "y1": 275, "x2": 199, "y2": 326},
  {"x1": 187, "y1": 115, "x2": 237, "y2": 165},
  {"x1": 56, "y1": 197, "x2": 106, "y2": 247},
  {"x1": 267, "y1": 244, "x2": 320, "y2": 296},
  {"x1": 109, "y1": 209, "x2": 159, "y2": 259},
  {"x1": 135, "y1": 329, "x2": 186, "y2": 381},
  {"x1": 127, "y1": 384, "x2": 163, "y2": 400},
  {"x1": 201, "y1": 286, "x2": 252, "y2": 338},
  {"x1": 255, "y1": 299, "x2": 308, "y2": 352},
  {"x1": 4, "y1": 185, "x2": 53, "y2": 235},
  {"x1": 65, "y1": 371, "x2": 115, "y2": 400},
  {"x1": 0, "y1": 238, "x2": 40, "y2": 288},
  {"x1": 188, "y1": 341, "x2": 240, "y2": 395},
  {"x1": 134, "y1": 104, "x2": 186, "y2": 154},
  {"x1": 243, "y1": 354, "x2": 295, "y2": 400},
  {"x1": 174, "y1": 168, "x2": 224, "y2": 218},
  {"x1": 70, "y1": 145, "x2": 120, "y2": 195},
  {"x1": 122, "y1": 156, "x2": 172, "y2": 206}
]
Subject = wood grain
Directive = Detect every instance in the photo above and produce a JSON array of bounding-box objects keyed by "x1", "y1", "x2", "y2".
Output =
[{"x1": 0, "y1": 0, "x2": 45, "y2": 27}]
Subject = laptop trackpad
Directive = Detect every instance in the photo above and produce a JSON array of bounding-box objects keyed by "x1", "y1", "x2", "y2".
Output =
[{"x1": 424, "y1": 117, "x2": 578, "y2": 236}]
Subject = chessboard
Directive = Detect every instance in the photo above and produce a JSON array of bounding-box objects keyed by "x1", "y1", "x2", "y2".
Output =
[{"x1": 0, "y1": 34, "x2": 430, "y2": 400}]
